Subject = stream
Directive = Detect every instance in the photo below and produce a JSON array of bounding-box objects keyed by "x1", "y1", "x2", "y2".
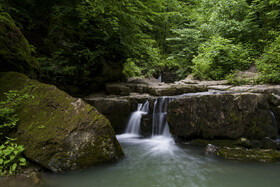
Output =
[
  {"x1": 43, "y1": 134, "x2": 280, "y2": 187},
  {"x1": 43, "y1": 97, "x2": 280, "y2": 187}
]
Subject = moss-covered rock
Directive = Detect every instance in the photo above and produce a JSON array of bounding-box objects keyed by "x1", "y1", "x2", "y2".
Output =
[
  {"x1": 191, "y1": 138, "x2": 280, "y2": 162},
  {"x1": 0, "y1": 72, "x2": 124, "y2": 173},
  {"x1": 167, "y1": 93, "x2": 278, "y2": 140},
  {"x1": 0, "y1": 12, "x2": 39, "y2": 78},
  {"x1": 218, "y1": 147, "x2": 280, "y2": 163}
]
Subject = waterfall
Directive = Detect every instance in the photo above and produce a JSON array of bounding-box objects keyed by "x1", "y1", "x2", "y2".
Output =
[
  {"x1": 152, "y1": 97, "x2": 173, "y2": 138},
  {"x1": 270, "y1": 110, "x2": 278, "y2": 128},
  {"x1": 125, "y1": 101, "x2": 149, "y2": 135},
  {"x1": 158, "y1": 74, "x2": 162, "y2": 83},
  {"x1": 125, "y1": 97, "x2": 173, "y2": 138}
]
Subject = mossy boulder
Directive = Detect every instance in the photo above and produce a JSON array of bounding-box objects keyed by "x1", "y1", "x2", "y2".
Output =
[
  {"x1": 218, "y1": 147, "x2": 280, "y2": 163},
  {"x1": 167, "y1": 93, "x2": 278, "y2": 140},
  {"x1": 0, "y1": 72, "x2": 124, "y2": 173},
  {"x1": 0, "y1": 12, "x2": 39, "y2": 78}
]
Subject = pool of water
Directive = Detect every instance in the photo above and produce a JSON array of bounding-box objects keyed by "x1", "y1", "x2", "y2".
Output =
[{"x1": 43, "y1": 134, "x2": 280, "y2": 187}]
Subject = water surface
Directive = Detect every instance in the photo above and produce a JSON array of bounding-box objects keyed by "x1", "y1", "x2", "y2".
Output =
[{"x1": 43, "y1": 134, "x2": 280, "y2": 187}]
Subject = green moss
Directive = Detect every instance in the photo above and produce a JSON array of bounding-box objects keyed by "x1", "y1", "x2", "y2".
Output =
[
  {"x1": 0, "y1": 72, "x2": 124, "y2": 172},
  {"x1": 218, "y1": 147, "x2": 280, "y2": 163},
  {"x1": 230, "y1": 112, "x2": 242, "y2": 123}
]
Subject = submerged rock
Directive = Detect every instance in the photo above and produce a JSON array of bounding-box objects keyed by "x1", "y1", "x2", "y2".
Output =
[
  {"x1": 0, "y1": 72, "x2": 124, "y2": 173},
  {"x1": 0, "y1": 12, "x2": 39, "y2": 78},
  {"x1": 167, "y1": 93, "x2": 278, "y2": 140}
]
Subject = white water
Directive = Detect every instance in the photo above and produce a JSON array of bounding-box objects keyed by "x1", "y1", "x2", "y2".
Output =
[
  {"x1": 158, "y1": 74, "x2": 162, "y2": 83},
  {"x1": 125, "y1": 97, "x2": 174, "y2": 138},
  {"x1": 122, "y1": 97, "x2": 176, "y2": 157},
  {"x1": 152, "y1": 97, "x2": 173, "y2": 138},
  {"x1": 125, "y1": 101, "x2": 149, "y2": 135}
]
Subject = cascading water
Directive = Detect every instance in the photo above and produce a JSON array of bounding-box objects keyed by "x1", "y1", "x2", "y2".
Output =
[
  {"x1": 152, "y1": 97, "x2": 173, "y2": 138},
  {"x1": 124, "y1": 97, "x2": 173, "y2": 138},
  {"x1": 119, "y1": 97, "x2": 176, "y2": 155},
  {"x1": 158, "y1": 74, "x2": 162, "y2": 83},
  {"x1": 125, "y1": 100, "x2": 149, "y2": 135}
]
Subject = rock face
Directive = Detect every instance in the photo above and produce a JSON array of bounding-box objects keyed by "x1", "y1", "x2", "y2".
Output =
[
  {"x1": 0, "y1": 72, "x2": 124, "y2": 173},
  {"x1": 0, "y1": 13, "x2": 39, "y2": 78},
  {"x1": 83, "y1": 94, "x2": 157, "y2": 134},
  {"x1": 106, "y1": 83, "x2": 130, "y2": 96},
  {"x1": 84, "y1": 97, "x2": 131, "y2": 134},
  {"x1": 167, "y1": 93, "x2": 278, "y2": 140}
]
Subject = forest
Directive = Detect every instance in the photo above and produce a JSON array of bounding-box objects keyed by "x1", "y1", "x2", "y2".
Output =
[
  {"x1": 1, "y1": 0, "x2": 280, "y2": 183},
  {"x1": 1, "y1": 0, "x2": 280, "y2": 96}
]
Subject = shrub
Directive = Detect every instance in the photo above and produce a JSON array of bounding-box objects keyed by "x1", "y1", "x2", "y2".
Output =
[
  {"x1": 192, "y1": 36, "x2": 252, "y2": 80},
  {"x1": 256, "y1": 36, "x2": 280, "y2": 83},
  {"x1": 122, "y1": 58, "x2": 143, "y2": 78}
]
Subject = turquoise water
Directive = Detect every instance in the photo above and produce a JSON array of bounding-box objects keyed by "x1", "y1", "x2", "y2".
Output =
[{"x1": 43, "y1": 134, "x2": 280, "y2": 187}]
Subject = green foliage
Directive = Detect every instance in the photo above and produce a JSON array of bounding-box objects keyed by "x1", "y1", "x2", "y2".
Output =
[
  {"x1": 194, "y1": 0, "x2": 256, "y2": 41},
  {"x1": 122, "y1": 59, "x2": 142, "y2": 78},
  {"x1": 226, "y1": 73, "x2": 252, "y2": 85},
  {"x1": 256, "y1": 35, "x2": 280, "y2": 83},
  {"x1": 0, "y1": 90, "x2": 30, "y2": 176},
  {"x1": 192, "y1": 36, "x2": 252, "y2": 80},
  {"x1": 0, "y1": 138, "x2": 26, "y2": 176},
  {"x1": 167, "y1": 28, "x2": 203, "y2": 78},
  {"x1": 2, "y1": 0, "x2": 280, "y2": 84}
]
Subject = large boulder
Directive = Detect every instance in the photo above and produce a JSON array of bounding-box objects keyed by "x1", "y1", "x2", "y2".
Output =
[
  {"x1": 0, "y1": 72, "x2": 124, "y2": 173},
  {"x1": 167, "y1": 93, "x2": 278, "y2": 140},
  {"x1": 0, "y1": 13, "x2": 39, "y2": 78}
]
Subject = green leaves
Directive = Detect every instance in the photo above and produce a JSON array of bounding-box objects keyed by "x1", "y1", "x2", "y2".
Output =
[
  {"x1": 256, "y1": 35, "x2": 280, "y2": 83},
  {"x1": 192, "y1": 36, "x2": 252, "y2": 80},
  {"x1": 0, "y1": 90, "x2": 29, "y2": 176},
  {"x1": 0, "y1": 138, "x2": 26, "y2": 176}
]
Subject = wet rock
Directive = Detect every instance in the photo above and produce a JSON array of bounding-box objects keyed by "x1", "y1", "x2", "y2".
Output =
[
  {"x1": 203, "y1": 144, "x2": 218, "y2": 155},
  {"x1": 140, "y1": 113, "x2": 153, "y2": 136},
  {"x1": 167, "y1": 93, "x2": 278, "y2": 140},
  {"x1": 218, "y1": 147, "x2": 280, "y2": 163},
  {"x1": 0, "y1": 72, "x2": 124, "y2": 173},
  {"x1": 0, "y1": 164, "x2": 45, "y2": 187},
  {"x1": 260, "y1": 137, "x2": 280, "y2": 150},
  {"x1": 235, "y1": 138, "x2": 253, "y2": 149},
  {"x1": 269, "y1": 93, "x2": 280, "y2": 106}
]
